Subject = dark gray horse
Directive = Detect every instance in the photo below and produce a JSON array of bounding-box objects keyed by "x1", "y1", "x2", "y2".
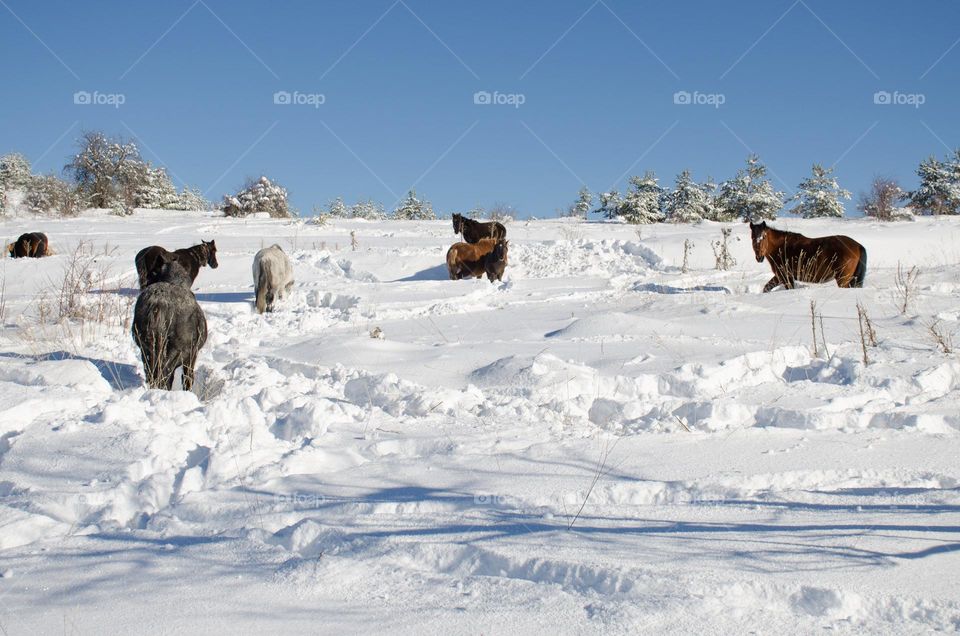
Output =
[{"x1": 132, "y1": 257, "x2": 208, "y2": 391}]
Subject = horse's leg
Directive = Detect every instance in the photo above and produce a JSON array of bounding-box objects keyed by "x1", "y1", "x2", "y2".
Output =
[{"x1": 762, "y1": 276, "x2": 780, "y2": 293}]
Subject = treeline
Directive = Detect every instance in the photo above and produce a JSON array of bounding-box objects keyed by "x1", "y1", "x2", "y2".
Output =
[
  {"x1": 567, "y1": 151, "x2": 960, "y2": 224},
  {"x1": 0, "y1": 131, "x2": 292, "y2": 218}
]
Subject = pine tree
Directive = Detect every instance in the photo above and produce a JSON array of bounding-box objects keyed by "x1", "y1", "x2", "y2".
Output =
[
  {"x1": 223, "y1": 176, "x2": 292, "y2": 218},
  {"x1": 910, "y1": 153, "x2": 960, "y2": 215},
  {"x1": 716, "y1": 155, "x2": 784, "y2": 222},
  {"x1": 326, "y1": 197, "x2": 349, "y2": 218},
  {"x1": 619, "y1": 172, "x2": 665, "y2": 224},
  {"x1": 349, "y1": 199, "x2": 386, "y2": 220},
  {"x1": 663, "y1": 170, "x2": 711, "y2": 224},
  {"x1": 392, "y1": 189, "x2": 435, "y2": 220},
  {"x1": 789, "y1": 164, "x2": 851, "y2": 218},
  {"x1": 568, "y1": 186, "x2": 592, "y2": 218}
]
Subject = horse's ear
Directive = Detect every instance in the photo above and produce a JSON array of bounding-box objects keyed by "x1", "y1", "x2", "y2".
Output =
[{"x1": 760, "y1": 221, "x2": 767, "y2": 228}]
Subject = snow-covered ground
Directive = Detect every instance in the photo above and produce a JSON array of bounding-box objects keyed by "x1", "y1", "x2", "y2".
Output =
[{"x1": 1, "y1": 211, "x2": 959, "y2": 634}]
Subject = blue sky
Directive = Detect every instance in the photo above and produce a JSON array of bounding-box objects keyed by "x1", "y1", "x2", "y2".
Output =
[{"x1": 1, "y1": 0, "x2": 958, "y2": 217}]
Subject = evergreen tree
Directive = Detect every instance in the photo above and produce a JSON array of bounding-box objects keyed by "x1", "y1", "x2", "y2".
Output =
[
  {"x1": 716, "y1": 155, "x2": 784, "y2": 222},
  {"x1": 222, "y1": 176, "x2": 292, "y2": 218},
  {"x1": 326, "y1": 197, "x2": 349, "y2": 218},
  {"x1": 910, "y1": 153, "x2": 960, "y2": 215},
  {"x1": 789, "y1": 163, "x2": 851, "y2": 218},
  {"x1": 392, "y1": 189, "x2": 435, "y2": 220},
  {"x1": 349, "y1": 199, "x2": 386, "y2": 220},
  {"x1": 568, "y1": 186, "x2": 592, "y2": 218},
  {"x1": 594, "y1": 172, "x2": 664, "y2": 224},
  {"x1": 663, "y1": 170, "x2": 711, "y2": 224}
]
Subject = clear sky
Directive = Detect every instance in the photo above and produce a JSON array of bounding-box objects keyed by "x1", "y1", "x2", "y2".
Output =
[{"x1": 1, "y1": 0, "x2": 958, "y2": 217}]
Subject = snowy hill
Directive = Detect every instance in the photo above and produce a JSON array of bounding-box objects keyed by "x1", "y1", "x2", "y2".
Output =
[{"x1": 1, "y1": 212, "x2": 959, "y2": 633}]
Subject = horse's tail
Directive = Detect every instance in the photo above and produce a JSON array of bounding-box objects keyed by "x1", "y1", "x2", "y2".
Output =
[
  {"x1": 255, "y1": 262, "x2": 269, "y2": 313},
  {"x1": 446, "y1": 246, "x2": 460, "y2": 279},
  {"x1": 851, "y1": 244, "x2": 867, "y2": 288}
]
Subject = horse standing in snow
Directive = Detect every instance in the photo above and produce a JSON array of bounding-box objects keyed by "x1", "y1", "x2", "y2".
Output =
[
  {"x1": 749, "y1": 221, "x2": 867, "y2": 292},
  {"x1": 135, "y1": 240, "x2": 218, "y2": 289},
  {"x1": 7, "y1": 232, "x2": 49, "y2": 258},
  {"x1": 484, "y1": 239, "x2": 509, "y2": 282},
  {"x1": 452, "y1": 213, "x2": 506, "y2": 244},
  {"x1": 447, "y1": 238, "x2": 498, "y2": 280},
  {"x1": 132, "y1": 256, "x2": 208, "y2": 391},
  {"x1": 252, "y1": 244, "x2": 294, "y2": 313}
]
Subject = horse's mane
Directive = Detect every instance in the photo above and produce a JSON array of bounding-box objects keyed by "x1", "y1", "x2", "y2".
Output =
[{"x1": 764, "y1": 224, "x2": 805, "y2": 240}]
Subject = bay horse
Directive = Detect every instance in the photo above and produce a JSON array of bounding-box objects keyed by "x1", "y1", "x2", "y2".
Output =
[
  {"x1": 749, "y1": 221, "x2": 866, "y2": 292},
  {"x1": 135, "y1": 240, "x2": 218, "y2": 289},
  {"x1": 132, "y1": 257, "x2": 208, "y2": 391},
  {"x1": 447, "y1": 238, "x2": 498, "y2": 280},
  {"x1": 452, "y1": 213, "x2": 506, "y2": 244},
  {"x1": 252, "y1": 244, "x2": 294, "y2": 313},
  {"x1": 7, "y1": 232, "x2": 49, "y2": 258},
  {"x1": 484, "y1": 239, "x2": 509, "y2": 282}
]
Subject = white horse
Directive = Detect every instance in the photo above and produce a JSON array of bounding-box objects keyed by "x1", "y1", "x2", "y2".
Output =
[{"x1": 252, "y1": 244, "x2": 294, "y2": 313}]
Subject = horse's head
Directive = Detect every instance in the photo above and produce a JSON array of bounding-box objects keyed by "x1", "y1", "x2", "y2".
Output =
[
  {"x1": 452, "y1": 213, "x2": 462, "y2": 234},
  {"x1": 491, "y1": 239, "x2": 509, "y2": 263},
  {"x1": 203, "y1": 239, "x2": 219, "y2": 269},
  {"x1": 749, "y1": 221, "x2": 769, "y2": 263}
]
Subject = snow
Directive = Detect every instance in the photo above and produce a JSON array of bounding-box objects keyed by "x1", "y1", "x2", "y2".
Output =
[{"x1": 1, "y1": 211, "x2": 960, "y2": 633}]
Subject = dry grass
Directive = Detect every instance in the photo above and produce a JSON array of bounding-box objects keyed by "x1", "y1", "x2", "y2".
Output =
[
  {"x1": 856, "y1": 301, "x2": 878, "y2": 364},
  {"x1": 711, "y1": 228, "x2": 736, "y2": 271},
  {"x1": 894, "y1": 262, "x2": 920, "y2": 315},
  {"x1": 928, "y1": 319, "x2": 954, "y2": 354}
]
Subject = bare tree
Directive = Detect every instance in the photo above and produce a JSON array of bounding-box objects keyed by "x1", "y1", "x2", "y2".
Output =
[
  {"x1": 65, "y1": 131, "x2": 143, "y2": 208},
  {"x1": 858, "y1": 176, "x2": 904, "y2": 221}
]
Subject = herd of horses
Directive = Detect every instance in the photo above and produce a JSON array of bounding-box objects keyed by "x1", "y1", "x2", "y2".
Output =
[{"x1": 5, "y1": 216, "x2": 868, "y2": 391}]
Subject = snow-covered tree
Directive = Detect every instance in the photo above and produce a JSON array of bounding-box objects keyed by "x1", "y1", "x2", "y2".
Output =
[
  {"x1": 23, "y1": 173, "x2": 81, "y2": 216},
  {"x1": 858, "y1": 177, "x2": 905, "y2": 221},
  {"x1": 789, "y1": 163, "x2": 851, "y2": 218},
  {"x1": 326, "y1": 197, "x2": 349, "y2": 218},
  {"x1": 663, "y1": 170, "x2": 711, "y2": 224},
  {"x1": 132, "y1": 165, "x2": 179, "y2": 209},
  {"x1": 567, "y1": 186, "x2": 592, "y2": 218},
  {"x1": 909, "y1": 153, "x2": 960, "y2": 215},
  {"x1": 170, "y1": 186, "x2": 212, "y2": 212},
  {"x1": 392, "y1": 189, "x2": 435, "y2": 220},
  {"x1": 595, "y1": 190, "x2": 623, "y2": 219},
  {"x1": 349, "y1": 199, "x2": 386, "y2": 220},
  {"x1": 0, "y1": 153, "x2": 32, "y2": 189},
  {"x1": 66, "y1": 131, "x2": 144, "y2": 208},
  {"x1": 222, "y1": 176, "x2": 292, "y2": 218},
  {"x1": 620, "y1": 172, "x2": 665, "y2": 224},
  {"x1": 716, "y1": 155, "x2": 784, "y2": 222}
]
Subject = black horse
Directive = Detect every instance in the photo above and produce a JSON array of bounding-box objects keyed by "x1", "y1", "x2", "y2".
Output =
[
  {"x1": 135, "y1": 240, "x2": 218, "y2": 289},
  {"x1": 452, "y1": 213, "x2": 506, "y2": 244},
  {"x1": 132, "y1": 256, "x2": 208, "y2": 391},
  {"x1": 484, "y1": 239, "x2": 509, "y2": 283}
]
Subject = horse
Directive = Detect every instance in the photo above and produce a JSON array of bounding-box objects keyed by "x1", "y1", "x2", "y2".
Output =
[
  {"x1": 452, "y1": 213, "x2": 506, "y2": 244},
  {"x1": 7, "y1": 232, "x2": 49, "y2": 258},
  {"x1": 484, "y1": 239, "x2": 509, "y2": 283},
  {"x1": 132, "y1": 256, "x2": 208, "y2": 391},
  {"x1": 135, "y1": 240, "x2": 218, "y2": 289},
  {"x1": 252, "y1": 244, "x2": 294, "y2": 313},
  {"x1": 749, "y1": 221, "x2": 867, "y2": 292},
  {"x1": 446, "y1": 238, "x2": 498, "y2": 280}
]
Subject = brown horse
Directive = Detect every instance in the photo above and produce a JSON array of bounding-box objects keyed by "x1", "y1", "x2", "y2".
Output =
[
  {"x1": 749, "y1": 221, "x2": 866, "y2": 292},
  {"x1": 452, "y1": 213, "x2": 506, "y2": 244},
  {"x1": 7, "y1": 232, "x2": 49, "y2": 258},
  {"x1": 135, "y1": 240, "x2": 218, "y2": 289},
  {"x1": 447, "y1": 238, "x2": 498, "y2": 280}
]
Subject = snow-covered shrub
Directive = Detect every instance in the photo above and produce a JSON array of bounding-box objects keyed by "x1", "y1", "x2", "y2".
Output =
[
  {"x1": 132, "y1": 165, "x2": 179, "y2": 209},
  {"x1": 858, "y1": 177, "x2": 905, "y2": 221},
  {"x1": 326, "y1": 197, "x2": 349, "y2": 218},
  {"x1": 169, "y1": 186, "x2": 212, "y2": 212},
  {"x1": 716, "y1": 155, "x2": 784, "y2": 222},
  {"x1": 489, "y1": 202, "x2": 518, "y2": 223},
  {"x1": 392, "y1": 189, "x2": 435, "y2": 220},
  {"x1": 66, "y1": 131, "x2": 146, "y2": 209},
  {"x1": 790, "y1": 164, "x2": 851, "y2": 218},
  {"x1": 23, "y1": 174, "x2": 81, "y2": 216},
  {"x1": 222, "y1": 176, "x2": 292, "y2": 218},
  {"x1": 565, "y1": 186, "x2": 592, "y2": 218},
  {"x1": 1, "y1": 153, "x2": 33, "y2": 215}
]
